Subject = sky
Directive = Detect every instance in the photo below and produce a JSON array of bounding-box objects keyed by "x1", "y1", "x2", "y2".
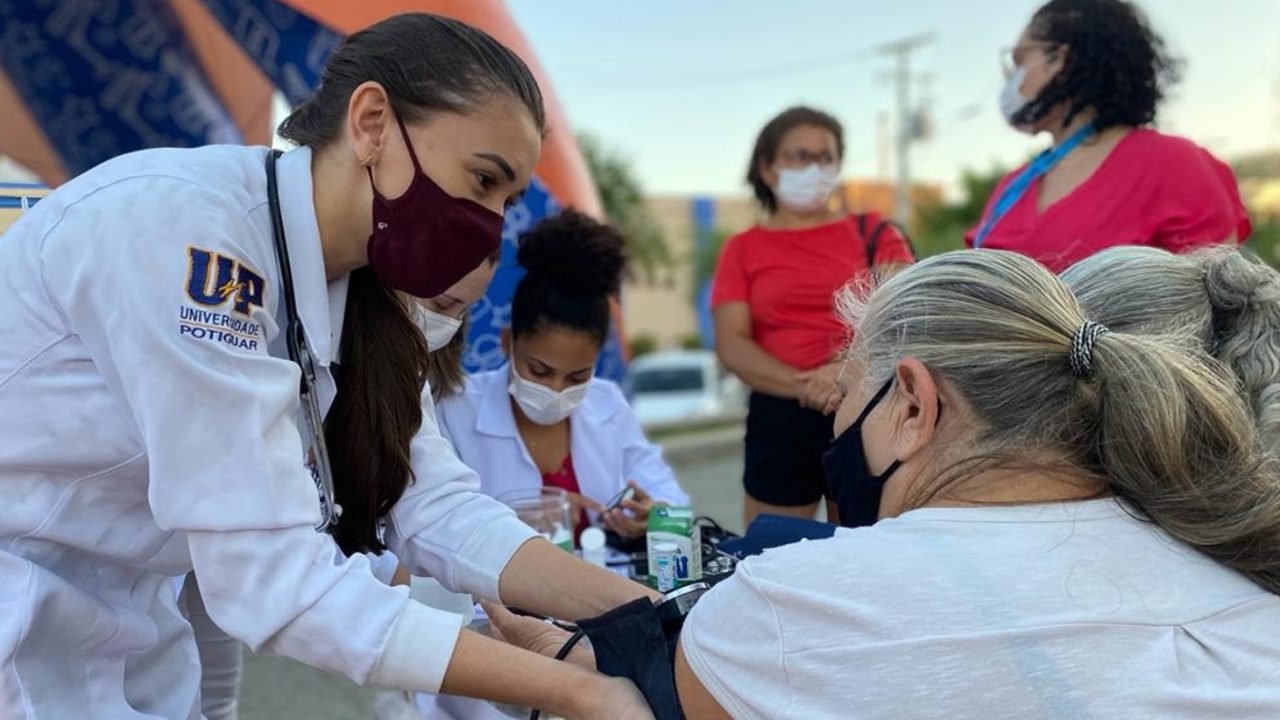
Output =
[
  {"x1": 1, "y1": 1, "x2": 1275, "y2": 197},
  {"x1": 505, "y1": 0, "x2": 1280, "y2": 199}
]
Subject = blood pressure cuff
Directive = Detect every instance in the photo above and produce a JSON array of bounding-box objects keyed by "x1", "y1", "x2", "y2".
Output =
[
  {"x1": 718, "y1": 513, "x2": 837, "y2": 559},
  {"x1": 577, "y1": 598, "x2": 684, "y2": 720}
]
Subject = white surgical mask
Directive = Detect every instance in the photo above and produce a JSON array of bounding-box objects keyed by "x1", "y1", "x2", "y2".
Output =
[
  {"x1": 508, "y1": 366, "x2": 590, "y2": 425},
  {"x1": 411, "y1": 303, "x2": 463, "y2": 352},
  {"x1": 999, "y1": 66, "x2": 1034, "y2": 129},
  {"x1": 774, "y1": 163, "x2": 841, "y2": 213}
]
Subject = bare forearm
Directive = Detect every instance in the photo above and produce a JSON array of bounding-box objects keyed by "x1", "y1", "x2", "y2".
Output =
[
  {"x1": 498, "y1": 538, "x2": 659, "y2": 619},
  {"x1": 717, "y1": 336, "x2": 802, "y2": 398},
  {"x1": 440, "y1": 629, "x2": 602, "y2": 717}
]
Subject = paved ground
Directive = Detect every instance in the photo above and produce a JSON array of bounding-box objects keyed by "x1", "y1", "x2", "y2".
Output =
[{"x1": 240, "y1": 431, "x2": 747, "y2": 720}]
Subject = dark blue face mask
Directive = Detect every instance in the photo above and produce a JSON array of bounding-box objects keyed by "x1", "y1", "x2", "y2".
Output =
[{"x1": 822, "y1": 379, "x2": 902, "y2": 528}]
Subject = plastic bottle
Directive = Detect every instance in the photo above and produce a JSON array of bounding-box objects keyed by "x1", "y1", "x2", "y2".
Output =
[{"x1": 580, "y1": 526, "x2": 607, "y2": 568}]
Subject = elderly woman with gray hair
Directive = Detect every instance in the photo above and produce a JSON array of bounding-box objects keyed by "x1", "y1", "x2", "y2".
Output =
[
  {"x1": 671, "y1": 249, "x2": 1280, "y2": 719},
  {"x1": 491, "y1": 249, "x2": 1280, "y2": 719}
]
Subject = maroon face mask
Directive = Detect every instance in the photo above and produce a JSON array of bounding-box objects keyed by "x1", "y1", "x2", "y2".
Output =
[{"x1": 366, "y1": 115, "x2": 505, "y2": 298}]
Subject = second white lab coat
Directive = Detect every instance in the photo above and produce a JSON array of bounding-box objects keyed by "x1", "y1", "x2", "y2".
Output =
[
  {"x1": 422, "y1": 369, "x2": 687, "y2": 720},
  {"x1": 435, "y1": 368, "x2": 689, "y2": 510}
]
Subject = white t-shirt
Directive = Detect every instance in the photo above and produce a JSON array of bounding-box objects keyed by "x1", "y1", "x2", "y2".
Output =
[{"x1": 682, "y1": 499, "x2": 1280, "y2": 719}]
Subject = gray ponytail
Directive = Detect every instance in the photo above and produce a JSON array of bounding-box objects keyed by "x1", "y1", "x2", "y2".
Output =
[
  {"x1": 1062, "y1": 246, "x2": 1280, "y2": 452},
  {"x1": 1203, "y1": 249, "x2": 1280, "y2": 452}
]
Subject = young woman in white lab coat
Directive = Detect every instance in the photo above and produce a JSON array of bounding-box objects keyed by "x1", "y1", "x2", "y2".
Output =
[
  {"x1": 436, "y1": 211, "x2": 689, "y2": 543},
  {"x1": 0, "y1": 14, "x2": 654, "y2": 720},
  {"x1": 184, "y1": 257, "x2": 503, "y2": 720}
]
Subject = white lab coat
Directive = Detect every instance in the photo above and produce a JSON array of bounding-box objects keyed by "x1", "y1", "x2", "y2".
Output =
[
  {"x1": 423, "y1": 368, "x2": 686, "y2": 720},
  {"x1": 435, "y1": 368, "x2": 689, "y2": 510},
  {"x1": 0, "y1": 145, "x2": 537, "y2": 719}
]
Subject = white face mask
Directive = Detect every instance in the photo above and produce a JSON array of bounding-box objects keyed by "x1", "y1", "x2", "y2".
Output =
[
  {"x1": 411, "y1": 302, "x2": 463, "y2": 352},
  {"x1": 999, "y1": 66, "x2": 1033, "y2": 128},
  {"x1": 774, "y1": 163, "x2": 841, "y2": 214},
  {"x1": 508, "y1": 366, "x2": 591, "y2": 425}
]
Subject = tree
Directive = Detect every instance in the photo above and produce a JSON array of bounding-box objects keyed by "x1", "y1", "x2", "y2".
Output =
[
  {"x1": 577, "y1": 133, "x2": 673, "y2": 282},
  {"x1": 691, "y1": 227, "x2": 731, "y2": 303},
  {"x1": 628, "y1": 333, "x2": 658, "y2": 359},
  {"x1": 1232, "y1": 152, "x2": 1280, "y2": 268},
  {"x1": 913, "y1": 165, "x2": 1007, "y2": 259},
  {"x1": 1246, "y1": 216, "x2": 1280, "y2": 268}
]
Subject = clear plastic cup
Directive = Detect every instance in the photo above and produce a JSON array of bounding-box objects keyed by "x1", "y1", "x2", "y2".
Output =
[{"x1": 497, "y1": 486, "x2": 574, "y2": 552}]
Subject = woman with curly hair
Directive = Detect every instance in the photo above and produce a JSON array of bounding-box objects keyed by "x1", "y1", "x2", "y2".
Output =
[
  {"x1": 436, "y1": 210, "x2": 689, "y2": 545},
  {"x1": 968, "y1": 0, "x2": 1250, "y2": 271}
]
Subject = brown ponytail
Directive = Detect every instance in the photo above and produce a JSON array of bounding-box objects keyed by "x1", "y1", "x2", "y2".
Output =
[
  {"x1": 282, "y1": 13, "x2": 545, "y2": 556},
  {"x1": 325, "y1": 268, "x2": 430, "y2": 555}
]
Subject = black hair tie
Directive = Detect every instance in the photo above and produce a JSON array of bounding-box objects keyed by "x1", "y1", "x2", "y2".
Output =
[{"x1": 1070, "y1": 321, "x2": 1109, "y2": 379}]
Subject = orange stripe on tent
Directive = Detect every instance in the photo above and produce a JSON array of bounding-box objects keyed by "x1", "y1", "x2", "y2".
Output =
[
  {"x1": 275, "y1": 0, "x2": 603, "y2": 219},
  {"x1": 170, "y1": 0, "x2": 274, "y2": 147},
  {"x1": 0, "y1": 67, "x2": 66, "y2": 187}
]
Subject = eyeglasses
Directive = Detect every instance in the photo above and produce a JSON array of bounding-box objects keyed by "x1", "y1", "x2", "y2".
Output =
[
  {"x1": 776, "y1": 148, "x2": 839, "y2": 169},
  {"x1": 1000, "y1": 42, "x2": 1059, "y2": 77}
]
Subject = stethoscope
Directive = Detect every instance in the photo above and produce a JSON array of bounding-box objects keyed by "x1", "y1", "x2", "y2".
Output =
[{"x1": 265, "y1": 149, "x2": 342, "y2": 530}]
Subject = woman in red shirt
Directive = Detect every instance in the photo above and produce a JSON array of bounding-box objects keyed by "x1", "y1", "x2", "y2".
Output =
[
  {"x1": 968, "y1": 0, "x2": 1250, "y2": 271},
  {"x1": 713, "y1": 106, "x2": 914, "y2": 527}
]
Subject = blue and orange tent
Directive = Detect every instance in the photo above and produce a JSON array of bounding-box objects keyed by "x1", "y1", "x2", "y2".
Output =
[{"x1": 0, "y1": 0, "x2": 626, "y2": 377}]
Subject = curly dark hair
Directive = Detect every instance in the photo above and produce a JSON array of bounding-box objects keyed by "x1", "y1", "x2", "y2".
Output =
[
  {"x1": 1015, "y1": 0, "x2": 1182, "y2": 131},
  {"x1": 511, "y1": 210, "x2": 628, "y2": 345},
  {"x1": 746, "y1": 106, "x2": 845, "y2": 213}
]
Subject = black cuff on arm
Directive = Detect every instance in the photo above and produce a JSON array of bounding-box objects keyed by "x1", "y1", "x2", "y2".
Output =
[{"x1": 577, "y1": 597, "x2": 685, "y2": 720}]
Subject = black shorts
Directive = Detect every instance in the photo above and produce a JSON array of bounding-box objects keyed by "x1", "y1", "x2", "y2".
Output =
[{"x1": 742, "y1": 391, "x2": 834, "y2": 507}]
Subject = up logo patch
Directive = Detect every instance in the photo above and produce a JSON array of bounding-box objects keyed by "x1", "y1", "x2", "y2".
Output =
[{"x1": 186, "y1": 247, "x2": 266, "y2": 316}]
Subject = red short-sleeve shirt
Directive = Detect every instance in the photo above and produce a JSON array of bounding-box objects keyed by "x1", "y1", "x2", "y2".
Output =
[
  {"x1": 965, "y1": 129, "x2": 1251, "y2": 272},
  {"x1": 712, "y1": 214, "x2": 914, "y2": 370},
  {"x1": 543, "y1": 455, "x2": 588, "y2": 543}
]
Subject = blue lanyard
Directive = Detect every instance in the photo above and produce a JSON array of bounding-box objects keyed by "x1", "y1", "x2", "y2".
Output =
[{"x1": 973, "y1": 123, "x2": 1096, "y2": 248}]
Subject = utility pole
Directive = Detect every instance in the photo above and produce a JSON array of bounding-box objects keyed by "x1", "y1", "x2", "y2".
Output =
[
  {"x1": 877, "y1": 33, "x2": 935, "y2": 226},
  {"x1": 876, "y1": 111, "x2": 891, "y2": 180},
  {"x1": 1272, "y1": 67, "x2": 1280, "y2": 148}
]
